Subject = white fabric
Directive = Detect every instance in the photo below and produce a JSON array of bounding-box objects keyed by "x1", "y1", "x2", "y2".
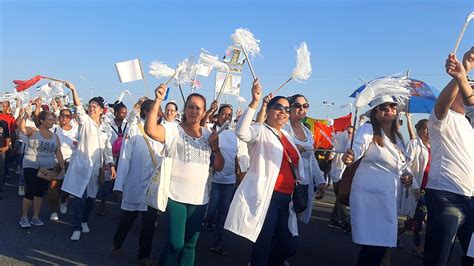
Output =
[
  {"x1": 224, "y1": 108, "x2": 305, "y2": 243},
  {"x1": 398, "y1": 137, "x2": 430, "y2": 218},
  {"x1": 329, "y1": 131, "x2": 351, "y2": 183},
  {"x1": 284, "y1": 122, "x2": 325, "y2": 224},
  {"x1": 61, "y1": 105, "x2": 114, "y2": 198},
  {"x1": 349, "y1": 122, "x2": 412, "y2": 247},
  {"x1": 212, "y1": 128, "x2": 238, "y2": 184},
  {"x1": 113, "y1": 120, "x2": 164, "y2": 211},
  {"x1": 164, "y1": 123, "x2": 212, "y2": 205},
  {"x1": 54, "y1": 125, "x2": 78, "y2": 160},
  {"x1": 237, "y1": 138, "x2": 250, "y2": 172},
  {"x1": 427, "y1": 110, "x2": 474, "y2": 196}
]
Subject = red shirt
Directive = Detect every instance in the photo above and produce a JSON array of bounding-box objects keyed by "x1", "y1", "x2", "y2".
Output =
[
  {"x1": 0, "y1": 113, "x2": 16, "y2": 136},
  {"x1": 421, "y1": 147, "x2": 431, "y2": 189},
  {"x1": 274, "y1": 134, "x2": 300, "y2": 194}
]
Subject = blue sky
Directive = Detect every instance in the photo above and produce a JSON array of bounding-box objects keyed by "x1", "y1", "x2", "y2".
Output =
[{"x1": 1, "y1": 0, "x2": 473, "y2": 120}]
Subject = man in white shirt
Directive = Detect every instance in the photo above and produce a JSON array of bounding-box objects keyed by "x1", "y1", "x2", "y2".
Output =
[{"x1": 423, "y1": 48, "x2": 474, "y2": 266}]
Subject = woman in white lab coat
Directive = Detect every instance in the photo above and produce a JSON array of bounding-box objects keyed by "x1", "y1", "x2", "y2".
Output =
[
  {"x1": 285, "y1": 94, "x2": 326, "y2": 224},
  {"x1": 342, "y1": 95, "x2": 414, "y2": 266},
  {"x1": 61, "y1": 81, "x2": 115, "y2": 241},
  {"x1": 224, "y1": 80, "x2": 305, "y2": 266},
  {"x1": 111, "y1": 99, "x2": 163, "y2": 264}
]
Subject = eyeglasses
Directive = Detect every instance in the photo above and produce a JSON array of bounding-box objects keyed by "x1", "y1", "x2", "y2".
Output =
[
  {"x1": 271, "y1": 103, "x2": 291, "y2": 114},
  {"x1": 59, "y1": 114, "x2": 72, "y2": 119},
  {"x1": 292, "y1": 103, "x2": 310, "y2": 110},
  {"x1": 377, "y1": 103, "x2": 398, "y2": 112}
]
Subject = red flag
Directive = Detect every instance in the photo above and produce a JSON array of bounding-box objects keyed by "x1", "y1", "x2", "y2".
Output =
[
  {"x1": 13, "y1": 75, "x2": 43, "y2": 92},
  {"x1": 313, "y1": 121, "x2": 333, "y2": 149},
  {"x1": 333, "y1": 113, "x2": 353, "y2": 133}
]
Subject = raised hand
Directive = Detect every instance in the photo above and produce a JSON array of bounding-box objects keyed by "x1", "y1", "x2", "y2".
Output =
[
  {"x1": 446, "y1": 53, "x2": 466, "y2": 80},
  {"x1": 64, "y1": 81, "x2": 76, "y2": 91},
  {"x1": 251, "y1": 79, "x2": 262, "y2": 103},
  {"x1": 155, "y1": 84, "x2": 167, "y2": 101}
]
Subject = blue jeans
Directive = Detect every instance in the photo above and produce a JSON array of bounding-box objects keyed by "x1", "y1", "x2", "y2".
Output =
[
  {"x1": 206, "y1": 182, "x2": 235, "y2": 247},
  {"x1": 250, "y1": 191, "x2": 298, "y2": 266},
  {"x1": 71, "y1": 189, "x2": 95, "y2": 231},
  {"x1": 423, "y1": 189, "x2": 474, "y2": 266}
]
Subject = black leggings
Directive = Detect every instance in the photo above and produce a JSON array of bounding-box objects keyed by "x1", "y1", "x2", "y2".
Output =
[
  {"x1": 357, "y1": 245, "x2": 388, "y2": 266},
  {"x1": 24, "y1": 168, "x2": 49, "y2": 200}
]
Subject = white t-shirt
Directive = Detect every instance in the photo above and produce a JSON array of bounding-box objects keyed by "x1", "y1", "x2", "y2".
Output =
[
  {"x1": 427, "y1": 110, "x2": 474, "y2": 196},
  {"x1": 212, "y1": 128, "x2": 238, "y2": 184},
  {"x1": 54, "y1": 125, "x2": 79, "y2": 160},
  {"x1": 164, "y1": 123, "x2": 212, "y2": 205}
]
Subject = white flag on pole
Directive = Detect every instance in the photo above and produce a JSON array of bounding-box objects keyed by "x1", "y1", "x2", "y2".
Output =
[
  {"x1": 215, "y1": 71, "x2": 241, "y2": 96},
  {"x1": 115, "y1": 59, "x2": 144, "y2": 83}
]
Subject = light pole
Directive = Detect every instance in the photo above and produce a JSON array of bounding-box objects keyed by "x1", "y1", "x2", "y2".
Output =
[{"x1": 322, "y1": 101, "x2": 335, "y2": 120}]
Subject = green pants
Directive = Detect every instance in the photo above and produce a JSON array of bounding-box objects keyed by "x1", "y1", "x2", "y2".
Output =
[{"x1": 163, "y1": 199, "x2": 207, "y2": 266}]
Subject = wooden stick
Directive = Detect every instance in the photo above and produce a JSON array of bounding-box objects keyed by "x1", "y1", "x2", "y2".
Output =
[
  {"x1": 177, "y1": 84, "x2": 186, "y2": 103},
  {"x1": 273, "y1": 77, "x2": 293, "y2": 95},
  {"x1": 349, "y1": 107, "x2": 358, "y2": 149},
  {"x1": 453, "y1": 13, "x2": 474, "y2": 54},
  {"x1": 42, "y1": 76, "x2": 65, "y2": 83},
  {"x1": 138, "y1": 59, "x2": 149, "y2": 97},
  {"x1": 165, "y1": 72, "x2": 176, "y2": 85},
  {"x1": 241, "y1": 47, "x2": 257, "y2": 80},
  {"x1": 216, "y1": 72, "x2": 230, "y2": 101}
]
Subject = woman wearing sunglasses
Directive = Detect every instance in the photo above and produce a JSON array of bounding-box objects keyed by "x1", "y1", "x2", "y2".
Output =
[
  {"x1": 225, "y1": 80, "x2": 305, "y2": 265},
  {"x1": 342, "y1": 95, "x2": 415, "y2": 266},
  {"x1": 284, "y1": 94, "x2": 326, "y2": 225},
  {"x1": 47, "y1": 108, "x2": 79, "y2": 221}
]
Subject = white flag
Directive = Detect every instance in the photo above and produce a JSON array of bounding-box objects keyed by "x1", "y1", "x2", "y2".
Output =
[
  {"x1": 115, "y1": 59, "x2": 144, "y2": 83},
  {"x1": 196, "y1": 64, "x2": 213, "y2": 77},
  {"x1": 215, "y1": 71, "x2": 241, "y2": 96}
]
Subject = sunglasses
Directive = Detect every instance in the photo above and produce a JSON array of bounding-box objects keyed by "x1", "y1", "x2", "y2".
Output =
[
  {"x1": 59, "y1": 114, "x2": 72, "y2": 118},
  {"x1": 376, "y1": 103, "x2": 398, "y2": 112},
  {"x1": 219, "y1": 103, "x2": 233, "y2": 109},
  {"x1": 271, "y1": 103, "x2": 291, "y2": 114},
  {"x1": 292, "y1": 103, "x2": 310, "y2": 110}
]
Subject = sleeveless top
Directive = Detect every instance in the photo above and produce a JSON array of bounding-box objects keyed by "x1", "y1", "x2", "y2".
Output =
[{"x1": 23, "y1": 131, "x2": 58, "y2": 169}]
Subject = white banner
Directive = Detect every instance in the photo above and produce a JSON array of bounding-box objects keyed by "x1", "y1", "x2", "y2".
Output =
[{"x1": 115, "y1": 59, "x2": 144, "y2": 83}]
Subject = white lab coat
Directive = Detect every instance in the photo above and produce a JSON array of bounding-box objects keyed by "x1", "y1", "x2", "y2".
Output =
[
  {"x1": 398, "y1": 137, "x2": 429, "y2": 217},
  {"x1": 224, "y1": 108, "x2": 305, "y2": 242},
  {"x1": 329, "y1": 131, "x2": 351, "y2": 183},
  {"x1": 61, "y1": 105, "x2": 114, "y2": 198},
  {"x1": 283, "y1": 122, "x2": 325, "y2": 224},
  {"x1": 349, "y1": 123, "x2": 413, "y2": 247},
  {"x1": 113, "y1": 120, "x2": 164, "y2": 211}
]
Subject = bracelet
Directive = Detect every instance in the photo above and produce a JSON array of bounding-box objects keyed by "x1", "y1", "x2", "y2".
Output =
[{"x1": 463, "y1": 94, "x2": 473, "y2": 101}]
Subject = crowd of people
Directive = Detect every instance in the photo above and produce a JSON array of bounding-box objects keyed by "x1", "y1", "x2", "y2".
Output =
[{"x1": 0, "y1": 48, "x2": 473, "y2": 266}]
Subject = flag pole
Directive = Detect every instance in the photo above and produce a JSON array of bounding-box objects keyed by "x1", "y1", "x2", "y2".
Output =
[{"x1": 138, "y1": 59, "x2": 149, "y2": 97}]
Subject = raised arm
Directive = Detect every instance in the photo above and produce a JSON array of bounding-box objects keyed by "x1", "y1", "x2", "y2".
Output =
[
  {"x1": 405, "y1": 112, "x2": 416, "y2": 140},
  {"x1": 64, "y1": 81, "x2": 81, "y2": 107},
  {"x1": 236, "y1": 80, "x2": 262, "y2": 142},
  {"x1": 256, "y1": 93, "x2": 272, "y2": 124},
  {"x1": 145, "y1": 84, "x2": 166, "y2": 143},
  {"x1": 19, "y1": 105, "x2": 35, "y2": 136},
  {"x1": 200, "y1": 100, "x2": 218, "y2": 127}
]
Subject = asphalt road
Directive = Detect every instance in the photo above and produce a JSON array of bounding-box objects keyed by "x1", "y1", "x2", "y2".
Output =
[{"x1": 0, "y1": 174, "x2": 464, "y2": 266}]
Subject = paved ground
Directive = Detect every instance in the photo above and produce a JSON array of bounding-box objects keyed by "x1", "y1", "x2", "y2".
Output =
[{"x1": 0, "y1": 174, "x2": 465, "y2": 265}]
